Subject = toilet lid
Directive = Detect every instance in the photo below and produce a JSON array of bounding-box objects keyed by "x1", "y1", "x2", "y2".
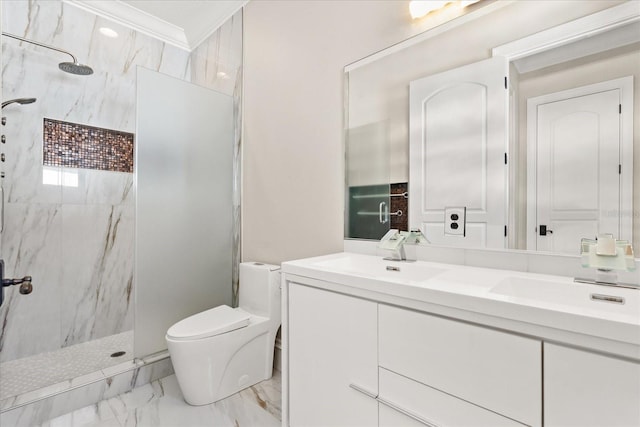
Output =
[{"x1": 166, "y1": 305, "x2": 251, "y2": 341}]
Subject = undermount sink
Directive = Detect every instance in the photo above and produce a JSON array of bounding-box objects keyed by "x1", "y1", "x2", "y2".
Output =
[
  {"x1": 313, "y1": 254, "x2": 447, "y2": 283},
  {"x1": 490, "y1": 276, "x2": 640, "y2": 316}
]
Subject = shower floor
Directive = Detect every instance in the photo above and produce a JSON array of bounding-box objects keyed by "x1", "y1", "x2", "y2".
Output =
[{"x1": 0, "y1": 331, "x2": 133, "y2": 401}]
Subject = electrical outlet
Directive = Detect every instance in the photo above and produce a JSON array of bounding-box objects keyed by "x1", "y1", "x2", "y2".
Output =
[{"x1": 444, "y1": 207, "x2": 466, "y2": 236}]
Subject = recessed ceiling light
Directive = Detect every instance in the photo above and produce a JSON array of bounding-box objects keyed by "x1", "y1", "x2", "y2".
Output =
[{"x1": 99, "y1": 27, "x2": 119, "y2": 38}]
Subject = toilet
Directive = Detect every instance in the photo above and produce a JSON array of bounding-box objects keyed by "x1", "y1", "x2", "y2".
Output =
[{"x1": 166, "y1": 262, "x2": 281, "y2": 406}]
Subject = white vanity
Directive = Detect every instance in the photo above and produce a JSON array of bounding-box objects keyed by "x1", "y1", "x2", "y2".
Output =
[{"x1": 281, "y1": 252, "x2": 640, "y2": 427}]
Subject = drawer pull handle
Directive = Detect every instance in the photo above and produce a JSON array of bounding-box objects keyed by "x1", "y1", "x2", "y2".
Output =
[
  {"x1": 350, "y1": 384, "x2": 440, "y2": 427},
  {"x1": 377, "y1": 396, "x2": 440, "y2": 427},
  {"x1": 590, "y1": 293, "x2": 625, "y2": 304},
  {"x1": 348, "y1": 383, "x2": 378, "y2": 399}
]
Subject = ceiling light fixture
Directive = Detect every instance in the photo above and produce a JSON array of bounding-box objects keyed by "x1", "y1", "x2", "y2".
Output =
[
  {"x1": 409, "y1": 1, "x2": 448, "y2": 19},
  {"x1": 409, "y1": 0, "x2": 481, "y2": 20}
]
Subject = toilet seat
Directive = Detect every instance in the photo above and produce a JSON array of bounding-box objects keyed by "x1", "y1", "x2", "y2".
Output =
[{"x1": 166, "y1": 305, "x2": 250, "y2": 341}]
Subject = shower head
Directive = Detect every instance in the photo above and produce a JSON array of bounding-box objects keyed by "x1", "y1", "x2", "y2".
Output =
[
  {"x1": 2, "y1": 32, "x2": 94, "y2": 76},
  {"x1": 59, "y1": 62, "x2": 94, "y2": 76},
  {"x1": 1, "y1": 98, "x2": 37, "y2": 109}
]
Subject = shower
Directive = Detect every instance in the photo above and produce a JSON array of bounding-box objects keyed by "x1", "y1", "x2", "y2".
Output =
[{"x1": 2, "y1": 32, "x2": 94, "y2": 75}]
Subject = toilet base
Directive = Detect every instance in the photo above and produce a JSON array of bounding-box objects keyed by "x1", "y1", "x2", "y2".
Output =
[
  {"x1": 167, "y1": 322, "x2": 276, "y2": 406},
  {"x1": 212, "y1": 332, "x2": 274, "y2": 404}
]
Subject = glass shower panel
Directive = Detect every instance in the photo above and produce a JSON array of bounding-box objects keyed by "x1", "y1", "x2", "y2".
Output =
[{"x1": 135, "y1": 68, "x2": 234, "y2": 358}]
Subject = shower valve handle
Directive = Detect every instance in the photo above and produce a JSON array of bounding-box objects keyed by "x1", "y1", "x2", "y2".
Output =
[
  {"x1": 2, "y1": 276, "x2": 33, "y2": 295},
  {"x1": 2, "y1": 276, "x2": 32, "y2": 286}
]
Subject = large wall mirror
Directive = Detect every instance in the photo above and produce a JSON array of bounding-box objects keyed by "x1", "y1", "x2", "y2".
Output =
[{"x1": 344, "y1": 0, "x2": 640, "y2": 256}]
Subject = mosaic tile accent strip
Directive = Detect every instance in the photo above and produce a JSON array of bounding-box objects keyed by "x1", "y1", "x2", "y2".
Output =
[
  {"x1": 390, "y1": 182, "x2": 408, "y2": 232},
  {"x1": 43, "y1": 119, "x2": 134, "y2": 173}
]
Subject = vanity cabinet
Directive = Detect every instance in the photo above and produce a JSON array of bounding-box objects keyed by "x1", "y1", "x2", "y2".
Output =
[
  {"x1": 283, "y1": 253, "x2": 640, "y2": 427},
  {"x1": 288, "y1": 283, "x2": 378, "y2": 426},
  {"x1": 379, "y1": 305, "x2": 541, "y2": 427},
  {"x1": 544, "y1": 343, "x2": 640, "y2": 427},
  {"x1": 287, "y1": 282, "x2": 542, "y2": 427}
]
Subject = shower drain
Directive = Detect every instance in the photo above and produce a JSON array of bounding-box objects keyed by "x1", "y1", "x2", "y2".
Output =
[{"x1": 110, "y1": 351, "x2": 126, "y2": 358}]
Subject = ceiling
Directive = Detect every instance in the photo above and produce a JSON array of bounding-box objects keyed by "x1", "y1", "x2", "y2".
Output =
[{"x1": 65, "y1": 0, "x2": 248, "y2": 51}]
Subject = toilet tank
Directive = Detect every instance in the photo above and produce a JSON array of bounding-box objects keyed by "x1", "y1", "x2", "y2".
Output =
[{"x1": 239, "y1": 262, "x2": 280, "y2": 318}]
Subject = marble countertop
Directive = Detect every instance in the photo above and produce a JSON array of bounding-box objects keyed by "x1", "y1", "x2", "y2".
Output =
[{"x1": 282, "y1": 252, "x2": 640, "y2": 360}]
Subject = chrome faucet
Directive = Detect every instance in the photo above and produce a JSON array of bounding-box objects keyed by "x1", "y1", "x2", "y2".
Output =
[
  {"x1": 385, "y1": 243, "x2": 408, "y2": 262},
  {"x1": 379, "y1": 229, "x2": 429, "y2": 262},
  {"x1": 574, "y1": 234, "x2": 638, "y2": 289},
  {"x1": 405, "y1": 228, "x2": 430, "y2": 245}
]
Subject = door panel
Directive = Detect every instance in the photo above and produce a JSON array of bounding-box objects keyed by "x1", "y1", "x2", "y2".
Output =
[
  {"x1": 423, "y1": 83, "x2": 486, "y2": 210},
  {"x1": 409, "y1": 56, "x2": 508, "y2": 249},
  {"x1": 535, "y1": 89, "x2": 620, "y2": 253}
]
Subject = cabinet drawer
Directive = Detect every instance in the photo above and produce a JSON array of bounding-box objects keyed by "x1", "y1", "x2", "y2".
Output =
[
  {"x1": 379, "y1": 368, "x2": 526, "y2": 427},
  {"x1": 544, "y1": 343, "x2": 640, "y2": 426},
  {"x1": 379, "y1": 305, "x2": 541, "y2": 427}
]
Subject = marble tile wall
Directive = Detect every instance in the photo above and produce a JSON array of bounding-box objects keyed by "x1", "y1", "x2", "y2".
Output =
[
  {"x1": 189, "y1": 9, "x2": 243, "y2": 305},
  {"x1": 0, "y1": 0, "x2": 242, "y2": 363}
]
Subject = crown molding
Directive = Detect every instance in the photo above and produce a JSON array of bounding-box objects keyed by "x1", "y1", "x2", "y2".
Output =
[
  {"x1": 189, "y1": 1, "x2": 248, "y2": 49},
  {"x1": 63, "y1": 0, "x2": 191, "y2": 51}
]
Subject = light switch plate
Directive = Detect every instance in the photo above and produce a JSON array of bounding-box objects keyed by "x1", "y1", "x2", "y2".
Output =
[{"x1": 444, "y1": 207, "x2": 466, "y2": 236}]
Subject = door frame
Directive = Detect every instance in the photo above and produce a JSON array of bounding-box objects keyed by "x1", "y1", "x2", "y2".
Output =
[{"x1": 525, "y1": 76, "x2": 634, "y2": 250}]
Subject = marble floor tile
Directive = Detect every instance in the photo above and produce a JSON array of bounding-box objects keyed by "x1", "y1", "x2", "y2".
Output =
[
  {"x1": 39, "y1": 400, "x2": 119, "y2": 427},
  {"x1": 38, "y1": 372, "x2": 281, "y2": 427}
]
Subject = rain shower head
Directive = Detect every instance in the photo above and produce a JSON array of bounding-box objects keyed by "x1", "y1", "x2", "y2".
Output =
[
  {"x1": 1, "y1": 98, "x2": 37, "y2": 109},
  {"x1": 58, "y1": 62, "x2": 94, "y2": 76},
  {"x1": 2, "y1": 32, "x2": 94, "y2": 76}
]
